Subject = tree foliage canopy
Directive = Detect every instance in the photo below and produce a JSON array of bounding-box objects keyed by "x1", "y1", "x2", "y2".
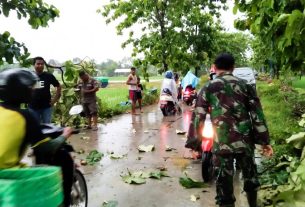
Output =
[
  {"x1": 234, "y1": 0, "x2": 305, "y2": 73},
  {"x1": 212, "y1": 31, "x2": 251, "y2": 67},
  {"x1": 100, "y1": 0, "x2": 227, "y2": 77},
  {"x1": 0, "y1": 0, "x2": 59, "y2": 65}
]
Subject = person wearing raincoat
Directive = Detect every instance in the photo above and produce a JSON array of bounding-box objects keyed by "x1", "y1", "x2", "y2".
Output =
[
  {"x1": 160, "y1": 71, "x2": 181, "y2": 112},
  {"x1": 160, "y1": 71, "x2": 178, "y2": 102}
]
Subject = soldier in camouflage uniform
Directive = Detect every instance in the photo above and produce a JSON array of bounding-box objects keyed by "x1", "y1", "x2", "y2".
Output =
[{"x1": 186, "y1": 53, "x2": 273, "y2": 207}]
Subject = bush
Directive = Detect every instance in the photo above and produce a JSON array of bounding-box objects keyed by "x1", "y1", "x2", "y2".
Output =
[
  {"x1": 258, "y1": 81, "x2": 303, "y2": 143},
  {"x1": 97, "y1": 98, "x2": 128, "y2": 119},
  {"x1": 198, "y1": 74, "x2": 210, "y2": 89},
  {"x1": 142, "y1": 92, "x2": 159, "y2": 106}
]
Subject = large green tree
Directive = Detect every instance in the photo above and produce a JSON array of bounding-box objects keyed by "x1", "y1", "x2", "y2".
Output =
[
  {"x1": 101, "y1": 0, "x2": 226, "y2": 77},
  {"x1": 212, "y1": 32, "x2": 251, "y2": 67},
  {"x1": 234, "y1": 0, "x2": 305, "y2": 74},
  {"x1": 0, "y1": 0, "x2": 59, "y2": 65}
]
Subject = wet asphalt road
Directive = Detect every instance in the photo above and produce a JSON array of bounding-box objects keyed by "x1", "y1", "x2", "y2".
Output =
[{"x1": 70, "y1": 104, "x2": 248, "y2": 207}]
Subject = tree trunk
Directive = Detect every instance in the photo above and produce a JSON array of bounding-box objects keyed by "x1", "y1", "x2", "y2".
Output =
[{"x1": 195, "y1": 66, "x2": 200, "y2": 77}]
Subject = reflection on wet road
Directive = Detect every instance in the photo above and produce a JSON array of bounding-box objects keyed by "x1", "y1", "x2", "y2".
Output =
[{"x1": 70, "y1": 104, "x2": 248, "y2": 207}]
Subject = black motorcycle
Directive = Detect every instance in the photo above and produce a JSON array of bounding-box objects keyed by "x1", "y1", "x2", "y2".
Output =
[{"x1": 37, "y1": 124, "x2": 88, "y2": 207}]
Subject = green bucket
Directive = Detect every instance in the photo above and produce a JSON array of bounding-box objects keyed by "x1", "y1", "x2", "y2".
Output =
[{"x1": 0, "y1": 166, "x2": 63, "y2": 207}]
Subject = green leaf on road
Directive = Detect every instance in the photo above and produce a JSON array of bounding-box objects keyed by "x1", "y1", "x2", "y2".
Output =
[
  {"x1": 102, "y1": 200, "x2": 118, "y2": 207},
  {"x1": 86, "y1": 150, "x2": 104, "y2": 165},
  {"x1": 149, "y1": 171, "x2": 170, "y2": 179},
  {"x1": 138, "y1": 144, "x2": 155, "y2": 152},
  {"x1": 179, "y1": 175, "x2": 208, "y2": 189},
  {"x1": 121, "y1": 170, "x2": 146, "y2": 184},
  {"x1": 121, "y1": 170, "x2": 170, "y2": 184}
]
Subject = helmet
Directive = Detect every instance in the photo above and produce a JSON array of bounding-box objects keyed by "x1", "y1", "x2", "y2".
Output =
[
  {"x1": 0, "y1": 68, "x2": 38, "y2": 104},
  {"x1": 164, "y1": 70, "x2": 173, "y2": 79}
]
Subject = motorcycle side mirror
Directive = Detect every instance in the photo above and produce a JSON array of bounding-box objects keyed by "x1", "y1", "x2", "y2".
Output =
[{"x1": 69, "y1": 105, "x2": 83, "y2": 115}]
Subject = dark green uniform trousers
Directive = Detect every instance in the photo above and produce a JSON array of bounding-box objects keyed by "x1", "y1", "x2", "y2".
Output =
[{"x1": 214, "y1": 152, "x2": 260, "y2": 207}]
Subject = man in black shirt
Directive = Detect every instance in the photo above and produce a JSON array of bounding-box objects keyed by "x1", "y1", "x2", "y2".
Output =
[{"x1": 29, "y1": 57, "x2": 61, "y2": 123}]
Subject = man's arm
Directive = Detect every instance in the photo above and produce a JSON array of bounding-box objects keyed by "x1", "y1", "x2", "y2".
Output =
[
  {"x1": 83, "y1": 79, "x2": 99, "y2": 93},
  {"x1": 246, "y1": 84, "x2": 270, "y2": 145},
  {"x1": 23, "y1": 110, "x2": 71, "y2": 157},
  {"x1": 50, "y1": 74, "x2": 61, "y2": 106}
]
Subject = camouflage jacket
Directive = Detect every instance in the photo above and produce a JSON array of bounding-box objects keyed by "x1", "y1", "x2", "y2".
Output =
[{"x1": 186, "y1": 72, "x2": 269, "y2": 154}]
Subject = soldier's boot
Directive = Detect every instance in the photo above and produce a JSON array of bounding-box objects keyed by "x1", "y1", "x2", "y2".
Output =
[{"x1": 246, "y1": 191, "x2": 258, "y2": 207}]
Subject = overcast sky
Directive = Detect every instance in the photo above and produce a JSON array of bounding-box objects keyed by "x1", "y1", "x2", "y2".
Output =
[{"x1": 0, "y1": 1, "x2": 238, "y2": 63}]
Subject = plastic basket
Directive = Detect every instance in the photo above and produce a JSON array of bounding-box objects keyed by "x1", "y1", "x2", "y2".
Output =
[
  {"x1": 0, "y1": 166, "x2": 63, "y2": 207},
  {"x1": 95, "y1": 77, "x2": 109, "y2": 88}
]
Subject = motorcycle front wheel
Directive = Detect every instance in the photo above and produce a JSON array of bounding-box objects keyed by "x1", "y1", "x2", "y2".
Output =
[
  {"x1": 201, "y1": 151, "x2": 213, "y2": 182},
  {"x1": 71, "y1": 169, "x2": 88, "y2": 207},
  {"x1": 160, "y1": 106, "x2": 168, "y2": 116}
]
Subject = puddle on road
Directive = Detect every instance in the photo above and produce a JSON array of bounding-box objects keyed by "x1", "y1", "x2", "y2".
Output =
[{"x1": 171, "y1": 155, "x2": 191, "y2": 170}]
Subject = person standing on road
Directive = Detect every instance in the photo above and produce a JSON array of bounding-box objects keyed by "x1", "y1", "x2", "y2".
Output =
[
  {"x1": 78, "y1": 71, "x2": 100, "y2": 131},
  {"x1": 29, "y1": 56, "x2": 61, "y2": 123},
  {"x1": 126, "y1": 67, "x2": 138, "y2": 115},
  {"x1": 174, "y1": 72, "x2": 182, "y2": 101},
  {"x1": 136, "y1": 76, "x2": 144, "y2": 113},
  {"x1": 187, "y1": 53, "x2": 273, "y2": 207}
]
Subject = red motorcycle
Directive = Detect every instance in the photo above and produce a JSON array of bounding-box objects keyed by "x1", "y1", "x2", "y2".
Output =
[
  {"x1": 183, "y1": 85, "x2": 197, "y2": 105},
  {"x1": 201, "y1": 115, "x2": 214, "y2": 182}
]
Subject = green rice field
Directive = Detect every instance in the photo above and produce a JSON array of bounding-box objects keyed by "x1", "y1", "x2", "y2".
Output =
[{"x1": 96, "y1": 82, "x2": 161, "y2": 106}]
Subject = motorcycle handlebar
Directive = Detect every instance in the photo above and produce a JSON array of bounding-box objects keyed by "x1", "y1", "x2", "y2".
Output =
[{"x1": 40, "y1": 124, "x2": 79, "y2": 138}]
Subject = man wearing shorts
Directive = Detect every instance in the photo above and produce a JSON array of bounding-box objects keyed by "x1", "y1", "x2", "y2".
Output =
[
  {"x1": 78, "y1": 71, "x2": 99, "y2": 130},
  {"x1": 126, "y1": 67, "x2": 138, "y2": 114}
]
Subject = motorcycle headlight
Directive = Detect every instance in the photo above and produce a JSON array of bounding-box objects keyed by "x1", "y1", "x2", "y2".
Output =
[{"x1": 202, "y1": 122, "x2": 214, "y2": 139}]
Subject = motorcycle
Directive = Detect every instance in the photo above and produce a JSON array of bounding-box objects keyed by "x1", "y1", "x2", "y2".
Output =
[
  {"x1": 201, "y1": 114, "x2": 214, "y2": 182},
  {"x1": 159, "y1": 88, "x2": 177, "y2": 116},
  {"x1": 37, "y1": 124, "x2": 88, "y2": 207},
  {"x1": 183, "y1": 85, "x2": 197, "y2": 106}
]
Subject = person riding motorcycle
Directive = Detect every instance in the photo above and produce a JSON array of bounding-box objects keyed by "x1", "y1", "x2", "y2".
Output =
[
  {"x1": 0, "y1": 68, "x2": 73, "y2": 207},
  {"x1": 160, "y1": 71, "x2": 178, "y2": 103},
  {"x1": 174, "y1": 72, "x2": 182, "y2": 101},
  {"x1": 160, "y1": 71, "x2": 181, "y2": 112}
]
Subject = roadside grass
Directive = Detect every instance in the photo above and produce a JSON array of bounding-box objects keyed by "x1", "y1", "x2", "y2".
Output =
[
  {"x1": 96, "y1": 81, "x2": 161, "y2": 118},
  {"x1": 97, "y1": 86, "x2": 129, "y2": 106},
  {"x1": 257, "y1": 81, "x2": 302, "y2": 143},
  {"x1": 97, "y1": 82, "x2": 161, "y2": 105},
  {"x1": 101, "y1": 75, "x2": 163, "y2": 81},
  {"x1": 292, "y1": 76, "x2": 305, "y2": 89}
]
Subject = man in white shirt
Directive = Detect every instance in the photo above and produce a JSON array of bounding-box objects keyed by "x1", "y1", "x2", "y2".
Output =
[{"x1": 126, "y1": 67, "x2": 138, "y2": 115}]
